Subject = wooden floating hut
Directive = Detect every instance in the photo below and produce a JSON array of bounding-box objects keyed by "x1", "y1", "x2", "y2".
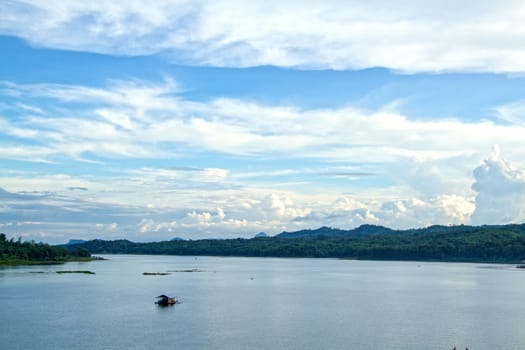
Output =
[{"x1": 155, "y1": 294, "x2": 179, "y2": 306}]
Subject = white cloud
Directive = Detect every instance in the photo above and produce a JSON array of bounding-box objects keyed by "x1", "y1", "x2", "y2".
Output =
[
  {"x1": 388, "y1": 157, "x2": 475, "y2": 197},
  {"x1": 0, "y1": 173, "x2": 99, "y2": 196},
  {"x1": 494, "y1": 99, "x2": 525, "y2": 127},
  {"x1": 293, "y1": 193, "x2": 474, "y2": 230},
  {"x1": 4, "y1": 146, "x2": 525, "y2": 243},
  {"x1": 259, "y1": 193, "x2": 311, "y2": 220},
  {"x1": 377, "y1": 195, "x2": 475, "y2": 228},
  {"x1": 471, "y1": 145, "x2": 525, "y2": 224},
  {"x1": 2, "y1": 80, "x2": 525, "y2": 242},
  {"x1": 134, "y1": 167, "x2": 229, "y2": 183},
  {"x1": 176, "y1": 208, "x2": 256, "y2": 236},
  {"x1": 2, "y1": 1, "x2": 525, "y2": 72},
  {"x1": 138, "y1": 218, "x2": 177, "y2": 233},
  {"x1": 3, "y1": 79, "x2": 525, "y2": 167},
  {"x1": 4, "y1": 77, "x2": 525, "y2": 241},
  {"x1": 95, "y1": 222, "x2": 119, "y2": 232}
]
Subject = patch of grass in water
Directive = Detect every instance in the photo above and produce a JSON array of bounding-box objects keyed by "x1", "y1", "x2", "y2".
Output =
[
  {"x1": 167, "y1": 269, "x2": 205, "y2": 273},
  {"x1": 56, "y1": 270, "x2": 96, "y2": 275}
]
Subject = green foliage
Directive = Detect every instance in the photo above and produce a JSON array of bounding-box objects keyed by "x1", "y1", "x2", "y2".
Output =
[
  {"x1": 75, "y1": 225, "x2": 525, "y2": 263},
  {"x1": 56, "y1": 270, "x2": 95, "y2": 274},
  {"x1": 0, "y1": 233, "x2": 91, "y2": 265},
  {"x1": 5, "y1": 224, "x2": 524, "y2": 264}
]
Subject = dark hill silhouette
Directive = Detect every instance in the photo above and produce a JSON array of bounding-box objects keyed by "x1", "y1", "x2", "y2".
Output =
[
  {"x1": 65, "y1": 239, "x2": 86, "y2": 245},
  {"x1": 277, "y1": 224, "x2": 393, "y2": 238}
]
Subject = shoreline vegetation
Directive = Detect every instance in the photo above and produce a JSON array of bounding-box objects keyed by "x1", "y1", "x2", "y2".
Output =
[
  {"x1": 56, "y1": 270, "x2": 96, "y2": 274},
  {"x1": 65, "y1": 223, "x2": 525, "y2": 264},
  {"x1": 3, "y1": 223, "x2": 525, "y2": 265},
  {"x1": 0, "y1": 233, "x2": 93, "y2": 266}
]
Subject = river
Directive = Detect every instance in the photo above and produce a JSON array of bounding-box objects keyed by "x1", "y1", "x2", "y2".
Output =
[{"x1": 1, "y1": 255, "x2": 524, "y2": 349}]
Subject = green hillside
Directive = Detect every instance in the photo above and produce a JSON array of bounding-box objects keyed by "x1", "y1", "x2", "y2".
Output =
[{"x1": 69, "y1": 224, "x2": 525, "y2": 263}]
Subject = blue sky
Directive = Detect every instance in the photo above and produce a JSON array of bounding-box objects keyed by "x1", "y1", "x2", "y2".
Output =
[{"x1": 2, "y1": 1, "x2": 525, "y2": 243}]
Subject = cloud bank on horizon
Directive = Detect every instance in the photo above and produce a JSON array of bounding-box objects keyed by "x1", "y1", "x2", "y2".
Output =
[{"x1": 1, "y1": 1, "x2": 525, "y2": 243}]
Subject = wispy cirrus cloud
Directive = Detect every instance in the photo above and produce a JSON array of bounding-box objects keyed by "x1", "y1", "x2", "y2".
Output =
[
  {"x1": 1, "y1": 1, "x2": 525, "y2": 73},
  {"x1": 493, "y1": 99, "x2": 525, "y2": 127},
  {"x1": 2, "y1": 79, "x2": 525, "y2": 166}
]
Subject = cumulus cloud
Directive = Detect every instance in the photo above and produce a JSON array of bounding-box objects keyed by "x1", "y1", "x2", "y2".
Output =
[
  {"x1": 293, "y1": 194, "x2": 474, "y2": 230},
  {"x1": 1, "y1": 1, "x2": 525, "y2": 72},
  {"x1": 176, "y1": 208, "x2": 254, "y2": 236},
  {"x1": 0, "y1": 161, "x2": 512, "y2": 243},
  {"x1": 259, "y1": 193, "x2": 311, "y2": 220},
  {"x1": 471, "y1": 145, "x2": 525, "y2": 224},
  {"x1": 377, "y1": 196, "x2": 475, "y2": 228},
  {"x1": 138, "y1": 219, "x2": 177, "y2": 233},
  {"x1": 388, "y1": 156, "x2": 475, "y2": 197}
]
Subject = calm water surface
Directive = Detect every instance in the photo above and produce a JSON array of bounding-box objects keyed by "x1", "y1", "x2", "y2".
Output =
[{"x1": 1, "y1": 255, "x2": 524, "y2": 350}]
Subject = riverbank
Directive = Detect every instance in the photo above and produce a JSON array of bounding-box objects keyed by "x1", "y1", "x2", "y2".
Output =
[
  {"x1": 0, "y1": 256, "x2": 98, "y2": 266},
  {"x1": 0, "y1": 233, "x2": 96, "y2": 266}
]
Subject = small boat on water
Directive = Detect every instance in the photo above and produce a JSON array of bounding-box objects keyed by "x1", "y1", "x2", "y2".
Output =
[
  {"x1": 517, "y1": 260, "x2": 525, "y2": 269},
  {"x1": 155, "y1": 294, "x2": 179, "y2": 306}
]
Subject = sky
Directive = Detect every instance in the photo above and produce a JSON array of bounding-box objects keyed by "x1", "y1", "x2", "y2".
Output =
[{"x1": 2, "y1": 1, "x2": 525, "y2": 243}]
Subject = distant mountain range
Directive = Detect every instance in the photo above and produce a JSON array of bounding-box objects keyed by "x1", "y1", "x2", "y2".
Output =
[{"x1": 65, "y1": 239, "x2": 87, "y2": 245}]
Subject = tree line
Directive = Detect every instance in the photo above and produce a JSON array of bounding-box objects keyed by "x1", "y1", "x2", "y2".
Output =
[
  {"x1": 0, "y1": 233, "x2": 90, "y2": 265},
  {"x1": 71, "y1": 225, "x2": 525, "y2": 263}
]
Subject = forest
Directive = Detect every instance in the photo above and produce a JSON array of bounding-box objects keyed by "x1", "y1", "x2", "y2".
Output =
[
  {"x1": 0, "y1": 233, "x2": 91, "y2": 265},
  {"x1": 68, "y1": 224, "x2": 525, "y2": 263}
]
